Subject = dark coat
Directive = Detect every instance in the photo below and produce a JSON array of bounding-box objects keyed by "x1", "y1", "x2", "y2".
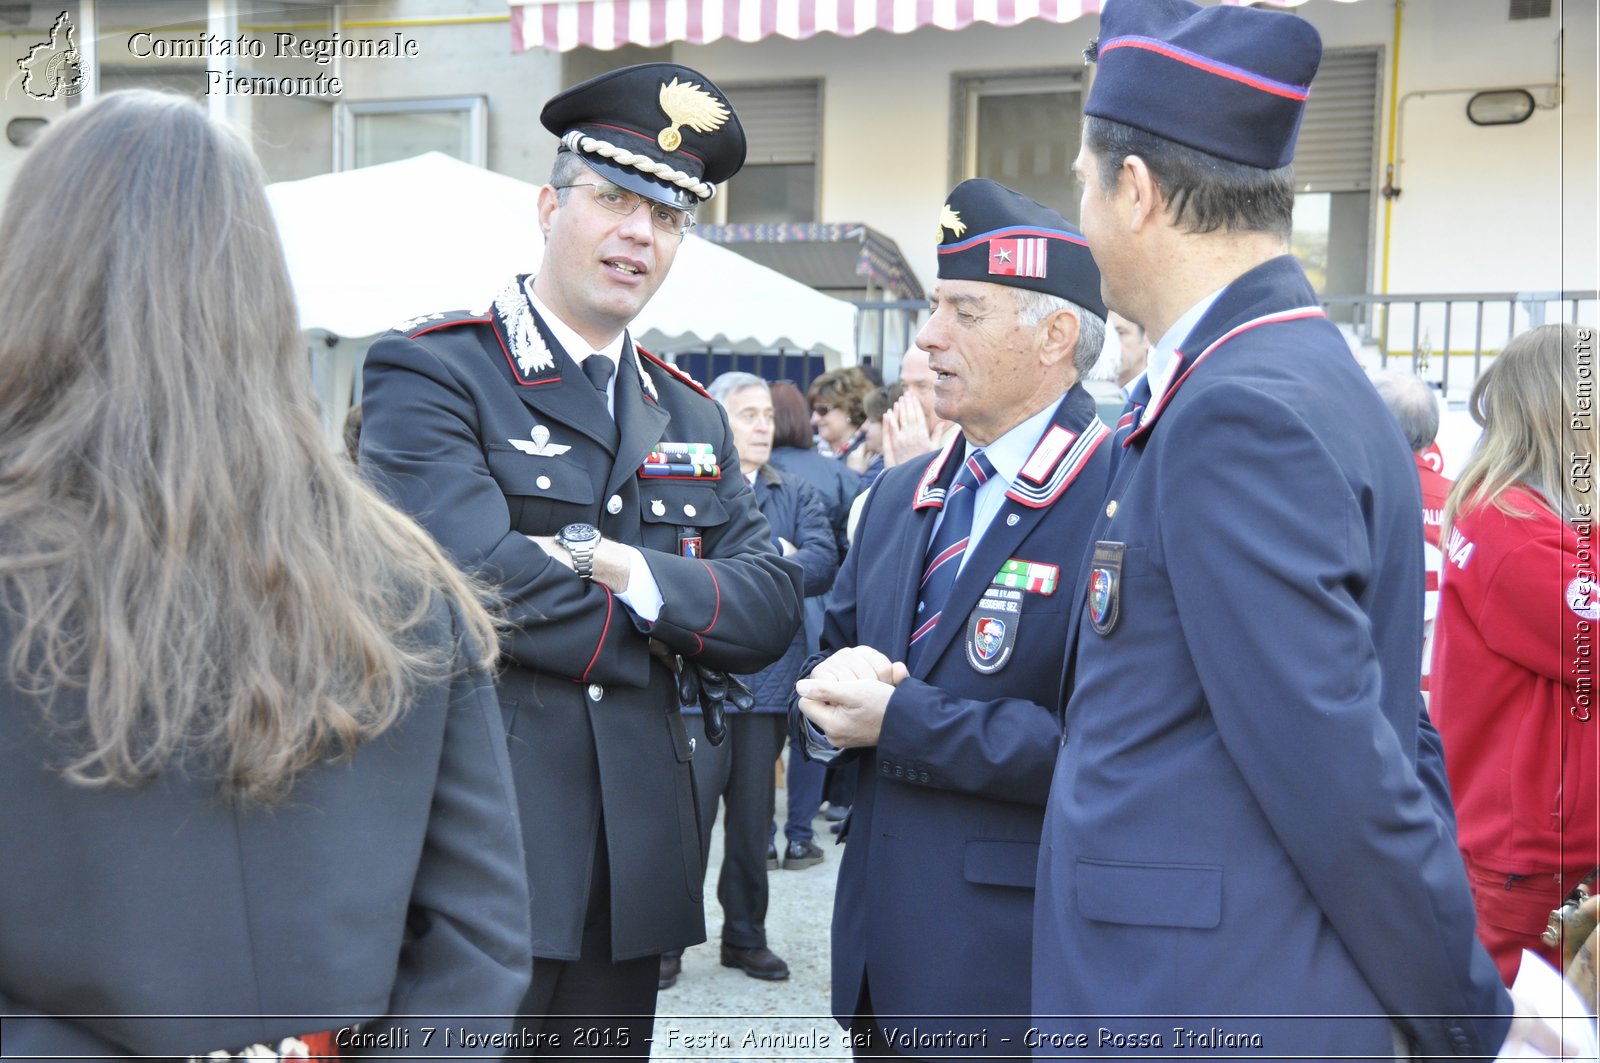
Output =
[
  {"x1": 810, "y1": 385, "x2": 1109, "y2": 1048},
  {"x1": 359, "y1": 279, "x2": 803, "y2": 962},
  {"x1": 1033, "y1": 256, "x2": 1511, "y2": 1058},
  {"x1": 0, "y1": 601, "x2": 531, "y2": 1057},
  {"x1": 682, "y1": 466, "x2": 837, "y2": 715},
  {"x1": 769, "y1": 445, "x2": 862, "y2": 559}
]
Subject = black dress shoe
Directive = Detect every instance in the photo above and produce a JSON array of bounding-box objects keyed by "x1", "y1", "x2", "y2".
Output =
[
  {"x1": 720, "y1": 944, "x2": 790, "y2": 981},
  {"x1": 766, "y1": 842, "x2": 779, "y2": 871},
  {"x1": 658, "y1": 951, "x2": 681, "y2": 990},
  {"x1": 783, "y1": 839, "x2": 824, "y2": 869}
]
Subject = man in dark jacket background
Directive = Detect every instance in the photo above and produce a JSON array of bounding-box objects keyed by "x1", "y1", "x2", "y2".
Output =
[{"x1": 661, "y1": 372, "x2": 840, "y2": 991}]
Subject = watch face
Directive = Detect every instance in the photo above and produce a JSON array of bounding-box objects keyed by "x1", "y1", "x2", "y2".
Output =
[{"x1": 560, "y1": 522, "x2": 600, "y2": 545}]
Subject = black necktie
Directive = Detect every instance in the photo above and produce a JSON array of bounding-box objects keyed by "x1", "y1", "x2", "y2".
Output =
[
  {"x1": 908, "y1": 448, "x2": 995, "y2": 671},
  {"x1": 582, "y1": 356, "x2": 615, "y2": 395}
]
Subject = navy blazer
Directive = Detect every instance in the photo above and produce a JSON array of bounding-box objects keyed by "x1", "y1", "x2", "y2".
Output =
[
  {"x1": 811, "y1": 386, "x2": 1109, "y2": 1049},
  {"x1": 0, "y1": 601, "x2": 531, "y2": 1058},
  {"x1": 360, "y1": 279, "x2": 803, "y2": 962},
  {"x1": 1032, "y1": 256, "x2": 1511, "y2": 1058}
]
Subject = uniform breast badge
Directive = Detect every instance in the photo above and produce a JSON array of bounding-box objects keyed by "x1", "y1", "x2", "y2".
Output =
[
  {"x1": 640, "y1": 442, "x2": 720, "y2": 480},
  {"x1": 965, "y1": 586, "x2": 1022, "y2": 674},
  {"x1": 1087, "y1": 540, "x2": 1126, "y2": 636},
  {"x1": 508, "y1": 424, "x2": 571, "y2": 457}
]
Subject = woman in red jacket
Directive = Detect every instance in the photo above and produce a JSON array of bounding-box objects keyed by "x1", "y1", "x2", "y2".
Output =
[{"x1": 1431, "y1": 321, "x2": 1598, "y2": 984}]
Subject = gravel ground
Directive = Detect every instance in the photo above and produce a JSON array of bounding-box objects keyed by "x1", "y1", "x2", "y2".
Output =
[{"x1": 651, "y1": 789, "x2": 851, "y2": 1060}]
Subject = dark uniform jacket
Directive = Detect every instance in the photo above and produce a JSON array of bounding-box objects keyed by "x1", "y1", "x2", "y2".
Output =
[
  {"x1": 360, "y1": 278, "x2": 802, "y2": 962},
  {"x1": 808, "y1": 385, "x2": 1109, "y2": 1048},
  {"x1": 0, "y1": 601, "x2": 531, "y2": 1057},
  {"x1": 682, "y1": 467, "x2": 837, "y2": 714},
  {"x1": 1032, "y1": 256, "x2": 1511, "y2": 1058}
]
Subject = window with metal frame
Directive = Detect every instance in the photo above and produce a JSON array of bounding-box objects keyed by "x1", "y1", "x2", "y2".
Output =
[
  {"x1": 717, "y1": 80, "x2": 820, "y2": 224},
  {"x1": 953, "y1": 68, "x2": 1085, "y2": 225}
]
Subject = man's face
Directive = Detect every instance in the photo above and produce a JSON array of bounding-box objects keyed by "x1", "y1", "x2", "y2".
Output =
[
  {"x1": 1108, "y1": 311, "x2": 1150, "y2": 386},
  {"x1": 915, "y1": 279, "x2": 1045, "y2": 447},
  {"x1": 899, "y1": 344, "x2": 940, "y2": 424},
  {"x1": 1072, "y1": 144, "x2": 1125, "y2": 315},
  {"x1": 725, "y1": 386, "x2": 774, "y2": 474},
  {"x1": 534, "y1": 166, "x2": 683, "y2": 345}
]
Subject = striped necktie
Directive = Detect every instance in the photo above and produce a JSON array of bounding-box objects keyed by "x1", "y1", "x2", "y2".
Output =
[{"x1": 908, "y1": 449, "x2": 995, "y2": 671}]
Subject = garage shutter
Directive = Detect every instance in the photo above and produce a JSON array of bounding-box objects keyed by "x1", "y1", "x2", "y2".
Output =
[
  {"x1": 723, "y1": 81, "x2": 820, "y2": 166},
  {"x1": 1295, "y1": 48, "x2": 1380, "y2": 193}
]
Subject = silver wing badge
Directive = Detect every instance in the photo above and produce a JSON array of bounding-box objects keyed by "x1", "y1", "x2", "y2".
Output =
[{"x1": 508, "y1": 425, "x2": 571, "y2": 457}]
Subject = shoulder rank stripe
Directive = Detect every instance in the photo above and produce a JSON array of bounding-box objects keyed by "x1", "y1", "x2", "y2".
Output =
[
  {"x1": 1006, "y1": 418, "x2": 1111, "y2": 508},
  {"x1": 638, "y1": 347, "x2": 709, "y2": 400}
]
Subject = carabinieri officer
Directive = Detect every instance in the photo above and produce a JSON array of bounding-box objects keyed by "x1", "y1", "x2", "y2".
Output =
[
  {"x1": 795, "y1": 178, "x2": 1110, "y2": 1058},
  {"x1": 359, "y1": 63, "x2": 803, "y2": 1057}
]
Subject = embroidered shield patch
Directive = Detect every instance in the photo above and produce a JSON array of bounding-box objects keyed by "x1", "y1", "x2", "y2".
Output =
[
  {"x1": 1087, "y1": 540, "x2": 1126, "y2": 636},
  {"x1": 965, "y1": 587, "x2": 1022, "y2": 674}
]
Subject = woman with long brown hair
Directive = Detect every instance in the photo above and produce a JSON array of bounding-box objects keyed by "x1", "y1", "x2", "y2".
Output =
[
  {"x1": 1431, "y1": 321, "x2": 1599, "y2": 984},
  {"x1": 0, "y1": 91, "x2": 530, "y2": 1055}
]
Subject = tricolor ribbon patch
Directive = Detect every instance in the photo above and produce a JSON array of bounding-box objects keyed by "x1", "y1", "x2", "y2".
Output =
[{"x1": 993, "y1": 558, "x2": 1059, "y2": 596}]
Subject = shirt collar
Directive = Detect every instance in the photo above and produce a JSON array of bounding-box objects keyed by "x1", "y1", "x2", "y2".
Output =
[
  {"x1": 1147, "y1": 287, "x2": 1225, "y2": 407},
  {"x1": 523, "y1": 278, "x2": 627, "y2": 370},
  {"x1": 964, "y1": 397, "x2": 1064, "y2": 489}
]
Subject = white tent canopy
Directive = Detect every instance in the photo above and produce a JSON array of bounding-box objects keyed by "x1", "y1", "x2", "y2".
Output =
[{"x1": 265, "y1": 152, "x2": 856, "y2": 358}]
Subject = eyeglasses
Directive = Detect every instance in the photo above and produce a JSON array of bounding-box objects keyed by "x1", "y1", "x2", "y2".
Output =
[
  {"x1": 811, "y1": 404, "x2": 836, "y2": 417},
  {"x1": 555, "y1": 182, "x2": 696, "y2": 236}
]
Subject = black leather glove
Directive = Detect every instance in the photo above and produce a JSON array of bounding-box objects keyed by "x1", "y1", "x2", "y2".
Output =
[
  {"x1": 723, "y1": 671, "x2": 755, "y2": 713},
  {"x1": 696, "y1": 666, "x2": 729, "y2": 746}
]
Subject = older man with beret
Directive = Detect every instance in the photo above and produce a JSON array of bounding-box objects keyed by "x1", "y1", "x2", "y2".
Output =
[{"x1": 796, "y1": 178, "x2": 1110, "y2": 1058}]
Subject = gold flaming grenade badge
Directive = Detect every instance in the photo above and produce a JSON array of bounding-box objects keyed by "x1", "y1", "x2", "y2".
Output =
[
  {"x1": 656, "y1": 77, "x2": 730, "y2": 152},
  {"x1": 938, "y1": 205, "x2": 966, "y2": 242}
]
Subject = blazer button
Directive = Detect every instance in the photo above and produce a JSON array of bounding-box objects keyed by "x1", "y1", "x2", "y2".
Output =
[
  {"x1": 880, "y1": 762, "x2": 890, "y2": 775},
  {"x1": 587, "y1": 683, "x2": 604, "y2": 701},
  {"x1": 919, "y1": 772, "x2": 930, "y2": 783},
  {"x1": 606, "y1": 494, "x2": 623, "y2": 515},
  {"x1": 683, "y1": 503, "x2": 697, "y2": 518},
  {"x1": 536, "y1": 475, "x2": 552, "y2": 490}
]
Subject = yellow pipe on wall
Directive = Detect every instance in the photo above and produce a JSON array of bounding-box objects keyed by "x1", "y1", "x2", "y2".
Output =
[{"x1": 1379, "y1": 0, "x2": 1404, "y2": 295}]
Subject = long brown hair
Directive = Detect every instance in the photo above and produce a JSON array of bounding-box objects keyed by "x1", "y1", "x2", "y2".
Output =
[
  {"x1": 0, "y1": 91, "x2": 497, "y2": 803},
  {"x1": 1444, "y1": 322, "x2": 1597, "y2": 533}
]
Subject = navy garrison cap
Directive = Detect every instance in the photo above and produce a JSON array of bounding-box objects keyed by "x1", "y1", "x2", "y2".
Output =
[
  {"x1": 935, "y1": 179, "x2": 1107, "y2": 320},
  {"x1": 1085, "y1": 0, "x2": 1322, "y2": 170},
  {"x1": 541, "y1": 62, "x2": 746, "y2": 211}
]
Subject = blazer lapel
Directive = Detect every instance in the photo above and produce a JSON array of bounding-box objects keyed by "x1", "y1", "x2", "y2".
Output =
[
  {"x1": 897, "y1": 437, "x2": 964, "y2": 661},
  {"x1": 487, "y1": 280, "x2": 619, "y2": 454},
  {"x1": 606, "y1": 339, "x2": 671, "y2": 501},
  {"x1": 914, "y1": 386, "x2": 1110, "y2": 676}
]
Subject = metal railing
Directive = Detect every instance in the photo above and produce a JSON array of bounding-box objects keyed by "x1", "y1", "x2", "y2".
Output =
[
  {"x1": 1326, "y1": 290, "x2": 1597, "y2": 400},
  {"x1": 853, "y1": 290, "x2": 1598, "y2": 398}
]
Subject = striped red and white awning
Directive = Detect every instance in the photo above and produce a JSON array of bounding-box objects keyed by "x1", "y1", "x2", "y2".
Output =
[{"x1": 510, "y1": 0, "x2": 1102, "y2": 53}]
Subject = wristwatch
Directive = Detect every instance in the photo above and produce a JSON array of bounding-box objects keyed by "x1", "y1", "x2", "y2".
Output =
[{"x1": 556, "y1": 522, "x2": 601, "y2": 581}]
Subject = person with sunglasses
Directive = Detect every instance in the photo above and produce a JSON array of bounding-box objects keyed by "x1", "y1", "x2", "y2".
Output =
[{"x1": 359, "y1": 63, "x2": 804, "y2": 1056}]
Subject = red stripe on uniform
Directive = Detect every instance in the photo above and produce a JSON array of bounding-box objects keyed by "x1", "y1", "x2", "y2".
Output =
[{"x1": 582, "y1": 586, "x2": 614, "y2": 682}]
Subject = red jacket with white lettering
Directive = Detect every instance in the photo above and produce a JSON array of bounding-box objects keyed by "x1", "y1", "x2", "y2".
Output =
[{"x1": 1430, "y1": 486, "x2": 1598, "y2": 873}]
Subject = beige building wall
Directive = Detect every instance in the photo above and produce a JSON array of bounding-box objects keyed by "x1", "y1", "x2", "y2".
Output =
[{"x1": 671, "y1": 0, "x2": 1596, "y2": 300}]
